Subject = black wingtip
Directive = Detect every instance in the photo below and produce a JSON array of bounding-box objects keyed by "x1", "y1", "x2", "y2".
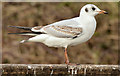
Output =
[
  {"x1": 8, "y1": 26, "x2": 17, "y2": 28},
  {"x1": 8, "y1": 32, "x2": 21, "y2": 34},
  {"x1": 8, "y1": 26, "x2": 32, "y2": 30}
]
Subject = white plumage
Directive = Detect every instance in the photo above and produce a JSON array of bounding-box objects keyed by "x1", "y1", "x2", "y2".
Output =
[{"x1": 26, "y1": 4, "x2": 101, "y2": 48}]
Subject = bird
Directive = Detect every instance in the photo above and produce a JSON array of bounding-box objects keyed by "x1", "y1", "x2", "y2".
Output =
[{"x1": 9, "y1": 4, "x2": 108, "y2": 64}]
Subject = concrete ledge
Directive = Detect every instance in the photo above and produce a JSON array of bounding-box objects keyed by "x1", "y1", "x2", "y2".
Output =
[{"x1": 0, "y1": 64, "x2": 120, "y2": 75}]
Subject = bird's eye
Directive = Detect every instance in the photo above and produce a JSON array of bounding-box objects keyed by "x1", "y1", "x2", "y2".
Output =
[
  {"x1": 92, "y1": 7, "x2": 96, "y2": 11},
  {"x1": 85, "y1": 8, "x2": 88, "y2": 12}
]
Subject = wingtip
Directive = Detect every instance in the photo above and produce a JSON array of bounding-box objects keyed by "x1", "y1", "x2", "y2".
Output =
[
  {"x1": 8, "y1": 33, "x2": 15, "y2": 34},
  {"x1": 8, "y1": 26, "x2": 15, "y2": 27},
  {"x1": 8, "y1": 32, "x2": 20, "y2": 34}
]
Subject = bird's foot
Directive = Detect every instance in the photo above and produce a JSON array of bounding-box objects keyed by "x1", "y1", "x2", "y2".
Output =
[{"x1": 65, "y1": 60, "x2": 69, "y2": 65}]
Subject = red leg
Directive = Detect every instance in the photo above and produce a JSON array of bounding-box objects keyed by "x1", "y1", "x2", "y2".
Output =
[{"x1": 64, "y1": 48, "x2": 69, "y2": 64}]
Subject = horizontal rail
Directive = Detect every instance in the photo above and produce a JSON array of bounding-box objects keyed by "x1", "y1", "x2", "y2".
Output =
[{"x1": 0, "y1": 64, "x2": 120, "y2": 75}]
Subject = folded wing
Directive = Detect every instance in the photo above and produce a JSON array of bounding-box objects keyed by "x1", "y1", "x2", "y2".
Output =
[{"x1": 32, "y1": 25, "x2": 83, "y2": 38}]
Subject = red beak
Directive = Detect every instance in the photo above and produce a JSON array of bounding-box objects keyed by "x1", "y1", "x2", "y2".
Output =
[{"x1": 98, "y1": 10, "x2": 108, "y2": 14}]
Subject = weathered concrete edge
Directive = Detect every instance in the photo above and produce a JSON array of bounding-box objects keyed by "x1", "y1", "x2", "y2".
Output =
[{"x1": 0, "y1": 64, "x2": 120, "y2": 75}]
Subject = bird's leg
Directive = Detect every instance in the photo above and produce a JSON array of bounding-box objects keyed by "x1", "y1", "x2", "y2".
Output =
[{"x1": 64, "y1": 48, "x2": 69, "y2": 64}]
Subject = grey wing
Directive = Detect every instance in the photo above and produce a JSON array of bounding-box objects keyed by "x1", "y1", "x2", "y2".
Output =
[
  {"x1": 41, "y1": 25, "x2": 83, "y2": 38},
  {"x1": 31, "y1": 17, "x2": 83, "y2": 38}
]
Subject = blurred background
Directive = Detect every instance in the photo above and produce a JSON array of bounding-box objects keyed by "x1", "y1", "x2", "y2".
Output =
[{"x1": 2, "y1": 2, "x2": 118, "y2": 64}]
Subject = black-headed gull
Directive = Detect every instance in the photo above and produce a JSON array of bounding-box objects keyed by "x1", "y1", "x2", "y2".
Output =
[{"x1": 9, "y1": 4, "x2": 108, "y2": 64}]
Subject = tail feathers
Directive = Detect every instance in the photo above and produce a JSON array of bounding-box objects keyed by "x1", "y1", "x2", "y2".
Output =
[
  {"x1": 8, "y1": 26, "x2": 44, "y2": 36},
  {"x1": 9, "y1": 26, "x2": 32, "y2": 30},
  {"x1": 8, "y1": 32, "x2": 37, "y2": 36}
]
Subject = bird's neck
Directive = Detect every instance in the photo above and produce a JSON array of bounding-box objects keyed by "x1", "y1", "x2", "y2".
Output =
[
  {"x1": 79, "y1": 14, "x2": 96, "y2": 26},
  {"x1": 79, "y1": 15, "x2": 97, "y2": 34}
]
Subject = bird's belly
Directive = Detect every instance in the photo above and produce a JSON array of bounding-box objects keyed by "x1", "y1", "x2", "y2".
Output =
[
  {"x1": 43, "y1": 35, "x2": 71, "y2": 48},
  {"x1": 29, "y1": 34, "x2": 71, "y2": 48},
  {"x1": 70, "y1": 29, "x2": 95, "y2": 46}
]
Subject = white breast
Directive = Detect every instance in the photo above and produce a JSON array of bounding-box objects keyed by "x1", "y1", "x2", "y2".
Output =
[{"x1": 70, "y1": 16, "x2": 96, "y2": 46}]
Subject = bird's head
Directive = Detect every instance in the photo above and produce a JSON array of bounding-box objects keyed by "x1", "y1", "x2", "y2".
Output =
[{"x1": 80, "y1": 4, "x2": 108, "y2": 17}]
